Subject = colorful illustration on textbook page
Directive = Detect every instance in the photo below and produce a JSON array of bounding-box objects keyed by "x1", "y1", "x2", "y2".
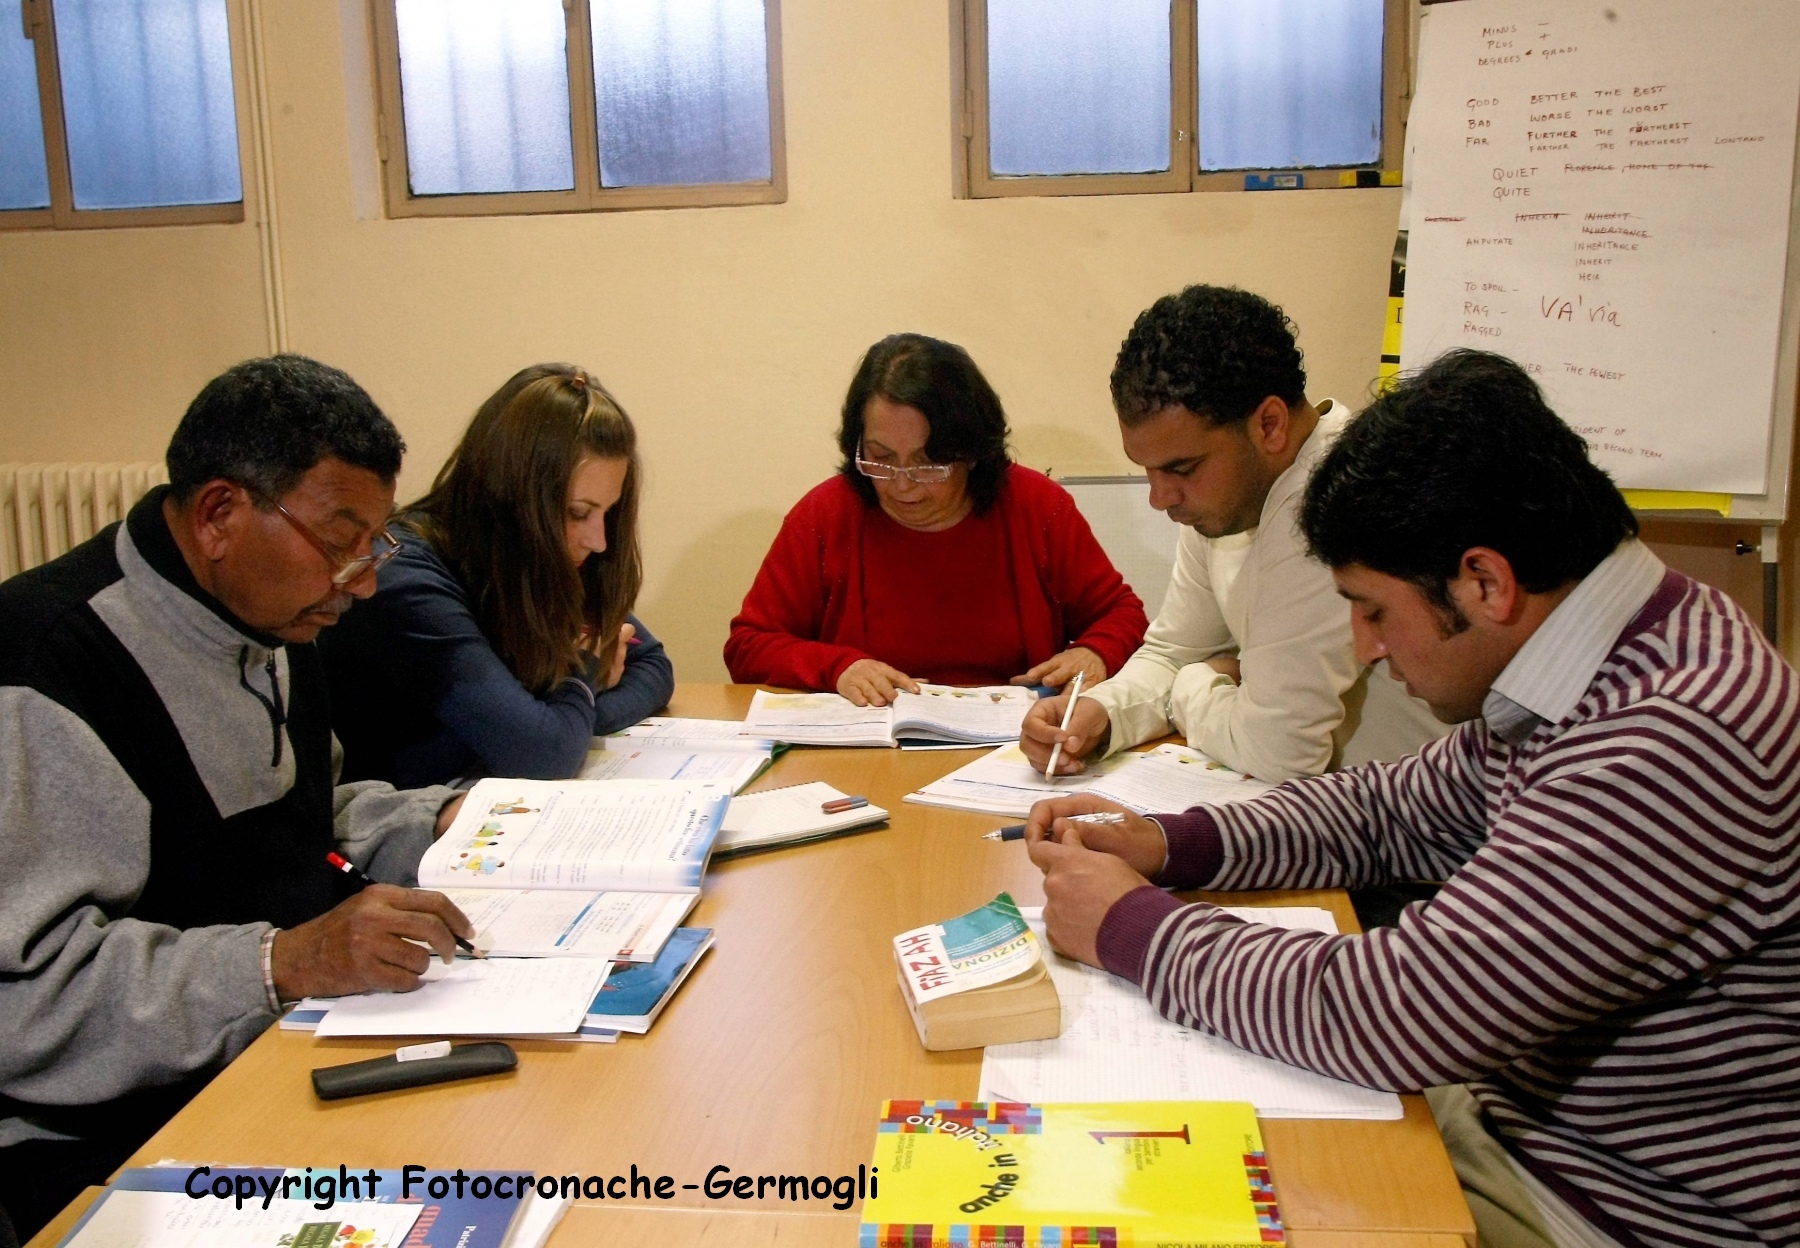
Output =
[{"x1": 450, "y1": 794, "x2": 541, "y2": 876}]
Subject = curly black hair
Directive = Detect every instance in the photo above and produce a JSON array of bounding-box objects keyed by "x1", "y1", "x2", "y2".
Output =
[
  {"x1": 837, "y1": 334, "x2": 1012, "y2": 513},
  {"x1": 167, "y1": 354, "x2": 404, "y2": 502},
  {"x1": 1300, "y1": 349, "x2": 1637, "y2": 610},
  {"x1": 1110, "y1": 285, "x2": 1307, "y2": 427}
]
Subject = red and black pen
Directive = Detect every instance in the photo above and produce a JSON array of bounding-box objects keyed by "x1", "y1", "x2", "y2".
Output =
[{"x1": 325, "y1": 851, "x2": 483, "y2": 958}]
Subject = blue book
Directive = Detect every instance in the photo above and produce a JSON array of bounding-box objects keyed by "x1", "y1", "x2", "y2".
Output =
[
  {"x1": 60, "y1": 1166, "x2": 539, "y2": 1248},
  {"x1": 585, "y1": 926, "x2": 714, "y2": 1033}
]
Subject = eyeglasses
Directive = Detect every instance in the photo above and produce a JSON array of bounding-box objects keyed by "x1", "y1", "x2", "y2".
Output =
[
  {"x1": 854, "y1": 444, "x2": 959, "y2": 485},
  {"x1": 260, "y1": 493, "x2": 401, "y2": 586}
]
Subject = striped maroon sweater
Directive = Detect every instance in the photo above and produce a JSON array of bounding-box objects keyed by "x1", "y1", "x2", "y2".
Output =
[{"x1": 1096, "y1": 570, "x2": 1800, "y2": 1248}]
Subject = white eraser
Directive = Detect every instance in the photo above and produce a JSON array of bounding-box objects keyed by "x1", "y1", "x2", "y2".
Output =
[{"x1": 395, "y1": 1040, "x2": 452, "y2": 1063}]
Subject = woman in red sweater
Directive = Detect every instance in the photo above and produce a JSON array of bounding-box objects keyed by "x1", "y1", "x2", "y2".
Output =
[{"x1": 725, "y1": 334, "x2": 1148, "y2": 706}]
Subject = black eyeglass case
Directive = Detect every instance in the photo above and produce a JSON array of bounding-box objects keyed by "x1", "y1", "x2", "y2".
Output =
[{"x1": 311, "y1": 1042, "x2": 517, "y2": 1101}]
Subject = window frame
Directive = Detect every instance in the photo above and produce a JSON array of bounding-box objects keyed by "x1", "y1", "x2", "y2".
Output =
[
  {"x1": 1, "y1": 0, "x2": 250, "y2": 230},
  {"x1": 370, "y1": 0, "x2": 787, "y2": 219},
  {"x1": 959, "y1": 0, "x2": 1410, "y2": 199}
]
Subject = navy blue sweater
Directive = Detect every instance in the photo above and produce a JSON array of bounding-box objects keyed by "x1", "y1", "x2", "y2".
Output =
[{"x1": 320, "y1": 531, "x2": 674, "y2": 787}]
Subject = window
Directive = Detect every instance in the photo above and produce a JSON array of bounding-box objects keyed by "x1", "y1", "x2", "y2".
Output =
[
  {"x1": 1, "y1": 0, "x2": 245, "y2": 229},
  {"x1": 371, "y1": 0, "x2": 785, "y2": 217},
  {"x1": 960, "y1": 0, "x2": 1407, "y2": 197}
]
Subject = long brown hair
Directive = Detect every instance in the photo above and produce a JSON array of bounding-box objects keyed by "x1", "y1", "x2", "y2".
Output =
[{"x1": 405, "y1": 364, "x2": 643, "y2": 693}]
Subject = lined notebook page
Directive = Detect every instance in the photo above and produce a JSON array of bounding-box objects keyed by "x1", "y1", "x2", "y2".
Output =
[{"x1": 979, "y1": 907, "x2": 1403, "y2": 1119}]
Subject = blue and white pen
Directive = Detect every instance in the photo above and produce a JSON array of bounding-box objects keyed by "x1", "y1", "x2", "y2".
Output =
[{"x1": 982, "y1": 811, "x2": 1126, "y2": 842}]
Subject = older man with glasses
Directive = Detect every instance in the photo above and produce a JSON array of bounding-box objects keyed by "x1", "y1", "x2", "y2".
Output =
[{"x1": 0, "y1": 355, "x2": 475, "y2": 1241}]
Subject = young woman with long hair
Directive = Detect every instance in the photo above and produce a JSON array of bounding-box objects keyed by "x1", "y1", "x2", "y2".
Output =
[{"x1": 322, "y1": 363, "x2": 672, "y2": 786}]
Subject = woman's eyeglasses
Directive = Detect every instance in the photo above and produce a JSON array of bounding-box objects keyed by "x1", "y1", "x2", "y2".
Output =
[{"x1": 854, "y1": 444, "x2": 958, "y2": 485}]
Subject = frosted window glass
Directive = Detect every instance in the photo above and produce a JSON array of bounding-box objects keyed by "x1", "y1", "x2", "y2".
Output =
[
  {"x1": 592, "y1": 0, "x2": 771, "y2": 188},
  {"x1": 54, "y1": 0, "x2": 242, "y2": 209},
  {"x1": 0, "y1": 0, "x2": 50, "y2": 209},
  {"x1": 987, "y1": 0, "x2": 1170, "y2": 177},
  {"x1": 1197, "y1": 0, "x2": 1383, "y2": 171},
  {"x1": 395, "y1": 0, "x2": 574, "y2": 195}
]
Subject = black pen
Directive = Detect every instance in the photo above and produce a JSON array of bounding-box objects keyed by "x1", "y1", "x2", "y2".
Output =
[{"x1": 325, "y1": 851, "x2": 483, "y2": 957}]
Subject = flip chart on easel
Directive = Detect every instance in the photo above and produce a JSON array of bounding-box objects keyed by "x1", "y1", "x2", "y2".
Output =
[{"x1": 1402, "y1": 0, "x2": 1800, "y2": 502}]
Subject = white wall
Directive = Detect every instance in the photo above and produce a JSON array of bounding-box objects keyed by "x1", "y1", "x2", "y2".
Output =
[{"x1": 1, "y1": 0, "x2": 1789, "y2": 671}]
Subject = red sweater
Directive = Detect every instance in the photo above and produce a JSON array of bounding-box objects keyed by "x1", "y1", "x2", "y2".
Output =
[{"x1": 725, "y1": 466, "x2": 1148, "y2": 690}]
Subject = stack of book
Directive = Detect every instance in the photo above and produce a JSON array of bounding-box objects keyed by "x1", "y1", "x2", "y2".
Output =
[{"x1": 287, "y1": 774, "x2": 727, "y2": 1041}]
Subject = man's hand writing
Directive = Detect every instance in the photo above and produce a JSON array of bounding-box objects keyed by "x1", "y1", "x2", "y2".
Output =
[
  {"x1": 271, "y1": 885, "x2": 475, "y2": 1001},
  {"x1": 1018, "y1": 694, "x2": 1111, "y2": 775}
]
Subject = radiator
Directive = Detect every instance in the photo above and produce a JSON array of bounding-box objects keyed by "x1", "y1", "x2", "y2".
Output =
[{"x1": 0, "y1": 462, "x2": 167, "y2": 581}]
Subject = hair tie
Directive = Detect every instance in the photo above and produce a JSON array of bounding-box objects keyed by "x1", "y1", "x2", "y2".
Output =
[{"x1": 569, "y1": 372, "x2": 587, "y2": 393}]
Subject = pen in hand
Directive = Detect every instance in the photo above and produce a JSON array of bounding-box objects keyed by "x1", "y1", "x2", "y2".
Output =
[
  {"x1": 982, "y1": 811, "x2": 1127, "y2": 841},
  {"x1": 325, "y1": 852, "x2": 484, "y2": 958},
  {"x1": 1043, "y1": 671, "x2": 1085, "y2": 780}
]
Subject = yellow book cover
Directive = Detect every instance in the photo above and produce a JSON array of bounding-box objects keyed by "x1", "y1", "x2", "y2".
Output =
[{"x1": 860, "y1": 1100, "x2": 1282, "y2": 1247}]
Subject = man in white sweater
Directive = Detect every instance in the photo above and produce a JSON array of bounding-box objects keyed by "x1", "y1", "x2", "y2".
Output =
[{"x1": 1021, "y1": 285, "x2": 1443, "y2": 782}]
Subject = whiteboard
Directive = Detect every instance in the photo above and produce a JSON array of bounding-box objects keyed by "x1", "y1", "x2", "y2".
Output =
[
  {"x1": 1059, "y1": 476, "x2": 1179, "y2": 618},
  {"x1": 1403, "y1": 0, "x2": 1800, "y2": 518}
]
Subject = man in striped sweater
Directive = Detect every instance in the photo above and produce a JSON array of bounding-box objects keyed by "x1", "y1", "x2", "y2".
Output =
[{"x1": 1025, "y1": 349, "x2": 1798, "y2": 1248}]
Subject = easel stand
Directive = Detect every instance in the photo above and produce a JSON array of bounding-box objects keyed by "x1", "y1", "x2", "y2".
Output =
[{"x1": 1736, "y1": 526, "x2": 1782, "y2": 644}]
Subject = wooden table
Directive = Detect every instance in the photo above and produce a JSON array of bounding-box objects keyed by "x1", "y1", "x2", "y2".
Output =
[
  {"x1": 30, "y1": 1189, "x2": 1469, "y2": 1248},
  {"x1": 42, "y1": 686, "x2": 1473, "y2": 1247}
]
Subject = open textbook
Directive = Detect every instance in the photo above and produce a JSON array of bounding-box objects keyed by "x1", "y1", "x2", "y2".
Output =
[
  {"x1": 421, "y1": 777, "x2": 730, "y2": 893},
  {"x1": 980, "y1": 908, "x2": 1402, "y2": 1120},
  {"x1": 577, "y1": 742, "x2": 771, "y2": 792},
  {"x1": 310, "y1": 931, "x2": 713, "y2": 1039},
  {"x1": 741, "y1": 685, "x2": 1038, "y2": 747},
  {"x1": 443, "y1": 888, "x2": 696, "y2": 959},
  {"x1": 906, "y1": 742, "x2": 1274, "y2": 818},
  {"x1": 601, "y1": 715, "x2": 779, "y2": 753}
]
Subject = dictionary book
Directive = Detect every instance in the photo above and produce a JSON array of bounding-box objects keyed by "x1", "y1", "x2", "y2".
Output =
[
  {"x1": 859, "y1": 1101, "x2": 1283, "y2": 1248},
  {"x1": 894, "y1": 894, "x2": 1061, "y2": 1051}
]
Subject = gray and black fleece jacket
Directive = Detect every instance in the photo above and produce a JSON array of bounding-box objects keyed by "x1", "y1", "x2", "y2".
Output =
[{"x1": 0, "y1": 488, "x2": 457, "y2": 1147}]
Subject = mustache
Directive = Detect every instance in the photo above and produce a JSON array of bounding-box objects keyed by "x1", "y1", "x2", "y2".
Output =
[{"x1": 297, "y1": 592, "x2": 356, "y2": 623}]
